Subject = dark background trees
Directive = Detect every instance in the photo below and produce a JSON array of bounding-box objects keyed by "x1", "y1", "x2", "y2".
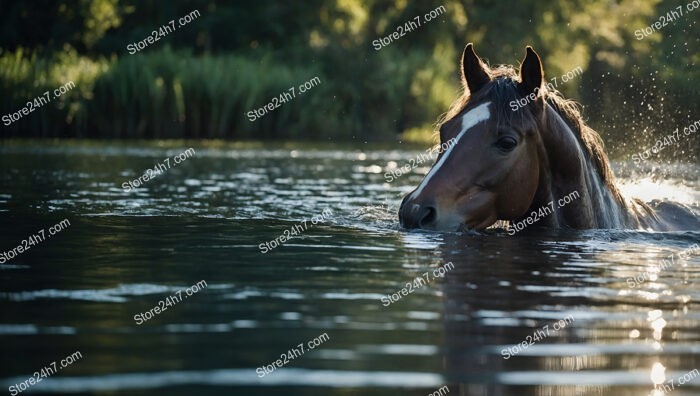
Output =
[{"x1": 1, "y1": 0, "x2": 698, "y2": 157}]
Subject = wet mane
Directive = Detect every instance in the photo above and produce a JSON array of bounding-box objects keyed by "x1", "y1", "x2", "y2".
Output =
[{"x1": 437, "y1": 64, "x2": 626, "y2": 206}]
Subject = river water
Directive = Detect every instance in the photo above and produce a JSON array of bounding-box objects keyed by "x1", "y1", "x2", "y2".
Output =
[{"x1": 0, "y1": 141, "x2": 698, "y2": 396}]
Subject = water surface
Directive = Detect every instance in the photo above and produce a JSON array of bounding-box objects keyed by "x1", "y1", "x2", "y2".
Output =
[{"x1": 1, "y1": 141, "x2": 699, "y2": 396}]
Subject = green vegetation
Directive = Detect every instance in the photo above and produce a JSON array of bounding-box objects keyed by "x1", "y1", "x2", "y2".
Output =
[{"x1": 0, "y1": 0, "x2": 698, "y2": 157}]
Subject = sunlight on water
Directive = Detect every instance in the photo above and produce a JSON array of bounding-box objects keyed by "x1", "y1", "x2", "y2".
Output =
[
  {"x1": 0, "y1": 143, "x2": 698, "y2": 396},
  {"x1": 619, "y1": 177, "x2": 698, "y2": 206}
]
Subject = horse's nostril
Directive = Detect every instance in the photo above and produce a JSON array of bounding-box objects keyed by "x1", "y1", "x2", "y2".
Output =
[
  {"x1": 418, "y1": 206, "x2": 437, "y2": 227},
  {"x1": 399, "y1": 198, "x2": 438, "y2": 229}
]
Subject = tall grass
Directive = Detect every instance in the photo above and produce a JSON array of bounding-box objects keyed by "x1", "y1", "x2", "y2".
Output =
[
  {"x1": 1, "y1": 47, "x2": 362, "y2": 139},
  {"x1": 1, "y1": 45, "x2": 468, "y2": 141},
  {"x1": 0, "y1": 47, "x2": 108, "y2": 138}
]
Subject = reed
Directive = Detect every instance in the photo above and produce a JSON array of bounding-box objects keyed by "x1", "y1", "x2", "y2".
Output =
[
  {"x1": 1, "y1": 47, "x2": 358, "y2": 139},
  {"x1": 0, "y1": 46, "x2": 458, "y2": 141}
]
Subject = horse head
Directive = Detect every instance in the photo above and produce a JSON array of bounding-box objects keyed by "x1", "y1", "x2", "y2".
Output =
[{"x1": 400, "y1": 44, "x2": 548, "y2": 231}]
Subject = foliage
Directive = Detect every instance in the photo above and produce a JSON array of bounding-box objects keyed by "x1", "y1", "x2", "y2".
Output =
[{"x1": 0, "y1": 0, "x2": 697, "y2": 157}]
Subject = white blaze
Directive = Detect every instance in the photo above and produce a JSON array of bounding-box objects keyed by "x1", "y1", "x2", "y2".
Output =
[{"x1": 409, "y1": 102, "x2": 491, "y2": 200}]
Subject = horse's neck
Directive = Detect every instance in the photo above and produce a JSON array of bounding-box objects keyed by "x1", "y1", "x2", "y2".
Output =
[{"x1": 534, "y1": 105, "x2": 635, "y2": 229}]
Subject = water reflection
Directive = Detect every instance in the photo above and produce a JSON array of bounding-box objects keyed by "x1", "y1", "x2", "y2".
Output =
[
  {"x1": 0, "y1": 143, "x2": 698, "y2": 395},
  {"x1": 435, "y1": 229, "x2": 700, "y2": 395}
]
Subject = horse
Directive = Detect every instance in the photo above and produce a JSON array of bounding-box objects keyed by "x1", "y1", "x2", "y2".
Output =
[{"x1": 399, "y1": 43, "x2": 699, "y2": 232}]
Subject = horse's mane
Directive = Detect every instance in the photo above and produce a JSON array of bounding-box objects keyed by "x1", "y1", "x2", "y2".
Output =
[{"x1": 437, "y1": 64, "x2": 626, "y2": 206}]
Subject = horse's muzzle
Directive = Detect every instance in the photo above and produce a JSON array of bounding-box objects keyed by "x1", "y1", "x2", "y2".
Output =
[{"x1": 399, "y1": 195, "x2": 438, "y2": 229}]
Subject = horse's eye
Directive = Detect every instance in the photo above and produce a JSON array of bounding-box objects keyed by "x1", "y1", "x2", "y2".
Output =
[{"x1": 496, "y1": 137, "x2": 517, "y2": 152}]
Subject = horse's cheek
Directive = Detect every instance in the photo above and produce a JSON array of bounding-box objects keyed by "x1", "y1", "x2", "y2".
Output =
[{"x1": 500, "y1": 156, "x2": 538, "y2": 217}]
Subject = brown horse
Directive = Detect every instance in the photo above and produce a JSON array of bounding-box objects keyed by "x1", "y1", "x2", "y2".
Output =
[{"x1": 399, "y1": 43, "x2": 699, "y2": 232}]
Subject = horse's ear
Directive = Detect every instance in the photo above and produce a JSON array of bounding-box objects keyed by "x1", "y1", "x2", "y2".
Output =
[
  {"x1": 519, "y1": 46, "x2": 544, "y2": 95},
  {"x1": 461, "y1": 43, "x2": 490, "y2": 94}
]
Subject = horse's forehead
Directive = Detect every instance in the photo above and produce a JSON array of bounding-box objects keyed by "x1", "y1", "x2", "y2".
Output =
[
  {"x1": 407, "y1": 102, "x2": 491, "y2": 201},
  {"x1": 457, "y1": 102, "x2": 492, "y2": 136}
]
